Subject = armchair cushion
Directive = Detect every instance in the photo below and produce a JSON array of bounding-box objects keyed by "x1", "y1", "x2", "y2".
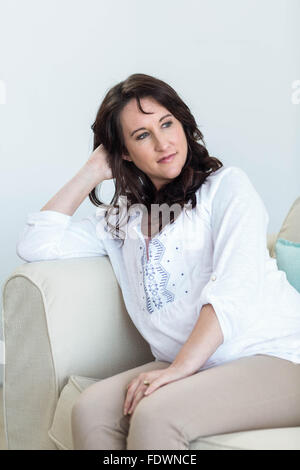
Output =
[
  {"x1": 48, "y1": 375, "x2": 99, "y2": 450},
  {"x1": 275, "y1": 239, "x2": 300, "y2": 293}
]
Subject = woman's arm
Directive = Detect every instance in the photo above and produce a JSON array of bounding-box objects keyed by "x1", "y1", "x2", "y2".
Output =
[
  {"x1": 41, "y1": 144, "x2": 113, "y2": 216},
  {"x1": 16, "y1": 145, "x2": 113, "y2": 262},
  {"x1": 40, "y1": 163, "x2": 102, "y2": 216},
  {"x1": 170, "y1": 303, "x2": 224, "y2": 375}
]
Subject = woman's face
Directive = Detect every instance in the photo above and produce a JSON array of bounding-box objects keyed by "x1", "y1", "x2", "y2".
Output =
[{"x1": 120, "y1": 97, "x2": 188, "y2": 191}]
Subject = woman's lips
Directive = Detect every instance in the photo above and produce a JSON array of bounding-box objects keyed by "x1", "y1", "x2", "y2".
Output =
[{"x1": 158, "y1": 153, "x2": 176, "y2": 163}]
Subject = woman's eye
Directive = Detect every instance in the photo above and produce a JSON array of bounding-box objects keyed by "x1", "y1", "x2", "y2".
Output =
[{"x1": 136, "y1": 121, "x2": 173, "y2": 140}]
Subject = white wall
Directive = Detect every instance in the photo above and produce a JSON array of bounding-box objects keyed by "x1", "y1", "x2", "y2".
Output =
[{"x1": 0, "y1": 0, "x2": 299, "y2": 384}]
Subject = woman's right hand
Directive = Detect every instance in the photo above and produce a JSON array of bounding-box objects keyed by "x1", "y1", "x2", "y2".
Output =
[{"x1": 87, "y1": 143, "x2": 113, "y2": 182}]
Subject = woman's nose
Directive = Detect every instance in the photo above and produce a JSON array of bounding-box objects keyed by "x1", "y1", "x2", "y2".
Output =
[{"x1": 154, "y1": 136, "x2": 170, "y2": 151}]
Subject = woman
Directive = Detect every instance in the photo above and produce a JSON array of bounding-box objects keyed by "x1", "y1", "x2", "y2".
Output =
[{"x1": 16, "y1": 73, "x2": 300, "y2": 450}]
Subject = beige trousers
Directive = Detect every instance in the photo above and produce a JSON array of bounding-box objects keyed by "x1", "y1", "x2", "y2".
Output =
[{"x1": 71, "y1": 354, "x2": 300, "y2": 450}]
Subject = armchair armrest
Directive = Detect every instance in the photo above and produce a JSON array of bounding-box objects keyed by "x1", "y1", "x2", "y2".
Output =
[{"x1": 2, "y1": 256, "x2": 154, "y2": 449}]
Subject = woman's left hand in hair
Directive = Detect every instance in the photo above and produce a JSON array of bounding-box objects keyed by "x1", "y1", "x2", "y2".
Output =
[{"x1": 123, "y1": 364, "x2": 194, "y2": 417}]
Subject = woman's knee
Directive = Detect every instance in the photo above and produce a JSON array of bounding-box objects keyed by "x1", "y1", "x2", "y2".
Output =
[
  {"x1": 127, "y1": 391, "x2": 186, "y2": 449},
  {"x1": 129, "y1": 389, "x2": 170, "y2": 428},
  {"x1": 71, "y1": 380, "x2": 126, "y2": 430},
  {"x1": 71, "y1": 383, "x2": 108, "y2": 428}
]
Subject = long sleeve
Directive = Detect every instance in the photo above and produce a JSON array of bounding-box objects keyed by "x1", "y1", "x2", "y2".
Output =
[
  {"x1": 198, "y1": 167, "x2": 269, "y2": 344},
  {"x1": 16, "y1": 209, "x2": 108, "y2": 262}
]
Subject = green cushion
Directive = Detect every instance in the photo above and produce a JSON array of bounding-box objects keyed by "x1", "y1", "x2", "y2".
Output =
[{"x1": 275, "y1": 238, "x2": 300, "y2": 293}]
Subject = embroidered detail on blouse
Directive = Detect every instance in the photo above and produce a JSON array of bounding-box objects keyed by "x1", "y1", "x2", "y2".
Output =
[{"x1": 141, "y1": 238, "x2": 175, "y2": 313}]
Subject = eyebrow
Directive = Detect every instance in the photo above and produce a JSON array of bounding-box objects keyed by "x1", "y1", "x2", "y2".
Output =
[{"x1": 130, "y1": 113, "x2": 173, "y2": 137}]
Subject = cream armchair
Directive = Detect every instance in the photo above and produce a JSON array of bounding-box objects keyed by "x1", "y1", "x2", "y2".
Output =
[{"x1": 2, "y1": 197, "x2": 300, "y2": 450}]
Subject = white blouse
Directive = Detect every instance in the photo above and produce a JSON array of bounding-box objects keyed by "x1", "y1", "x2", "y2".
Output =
[{"x1": 16, "y1": 165, "x2": 300, "y2": 371}]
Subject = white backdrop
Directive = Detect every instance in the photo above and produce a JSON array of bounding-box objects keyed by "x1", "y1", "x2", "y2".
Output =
[{"x1": 0, "y1": 0, "x2": 300, "y2": 384}]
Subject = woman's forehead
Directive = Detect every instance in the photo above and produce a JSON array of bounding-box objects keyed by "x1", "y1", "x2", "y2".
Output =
[{"x1": 120, "y1": 98, "x2": 170, "y2": 131}]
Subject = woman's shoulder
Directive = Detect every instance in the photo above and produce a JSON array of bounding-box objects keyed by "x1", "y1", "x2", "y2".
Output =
[
  {"x1": 205, "y1": 164, "x2": 249, "y2": 184},
  {"x1": 196, "y1": 165, "x2": 251, "y2": 202}
]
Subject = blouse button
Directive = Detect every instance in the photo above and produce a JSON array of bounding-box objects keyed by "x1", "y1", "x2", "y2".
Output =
[{"x1": 211, "y1": 275, "x2": 217, "y2": 281}]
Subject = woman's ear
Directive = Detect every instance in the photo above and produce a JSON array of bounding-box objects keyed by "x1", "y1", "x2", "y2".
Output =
[{"x1": 122, "y1": 154, "x2": 132, "y2": 162}]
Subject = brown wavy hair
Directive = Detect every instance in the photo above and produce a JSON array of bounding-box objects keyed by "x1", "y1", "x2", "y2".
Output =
[{"x1": 88, "y1": 73, "x2": 223, "y2": 243}]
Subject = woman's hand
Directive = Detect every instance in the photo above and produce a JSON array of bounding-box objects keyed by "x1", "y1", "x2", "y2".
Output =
[
  {"x1": 123, "y1": 365, "x2": 194, "y2": 417},
  {"x1": 87, "y1": 143, "x2": 113, "y2": 182}
]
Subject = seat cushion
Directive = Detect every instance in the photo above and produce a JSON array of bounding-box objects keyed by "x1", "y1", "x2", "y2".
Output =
[
  {"x1": 189, "y1": 428, "x2": 300, "y2": 450},
  {"x1": 48, "y1": 375, "x2": 300, "y2": 450},
  {"x1": 48, "y1": 375, "x2": 100, "y2": 450}
]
